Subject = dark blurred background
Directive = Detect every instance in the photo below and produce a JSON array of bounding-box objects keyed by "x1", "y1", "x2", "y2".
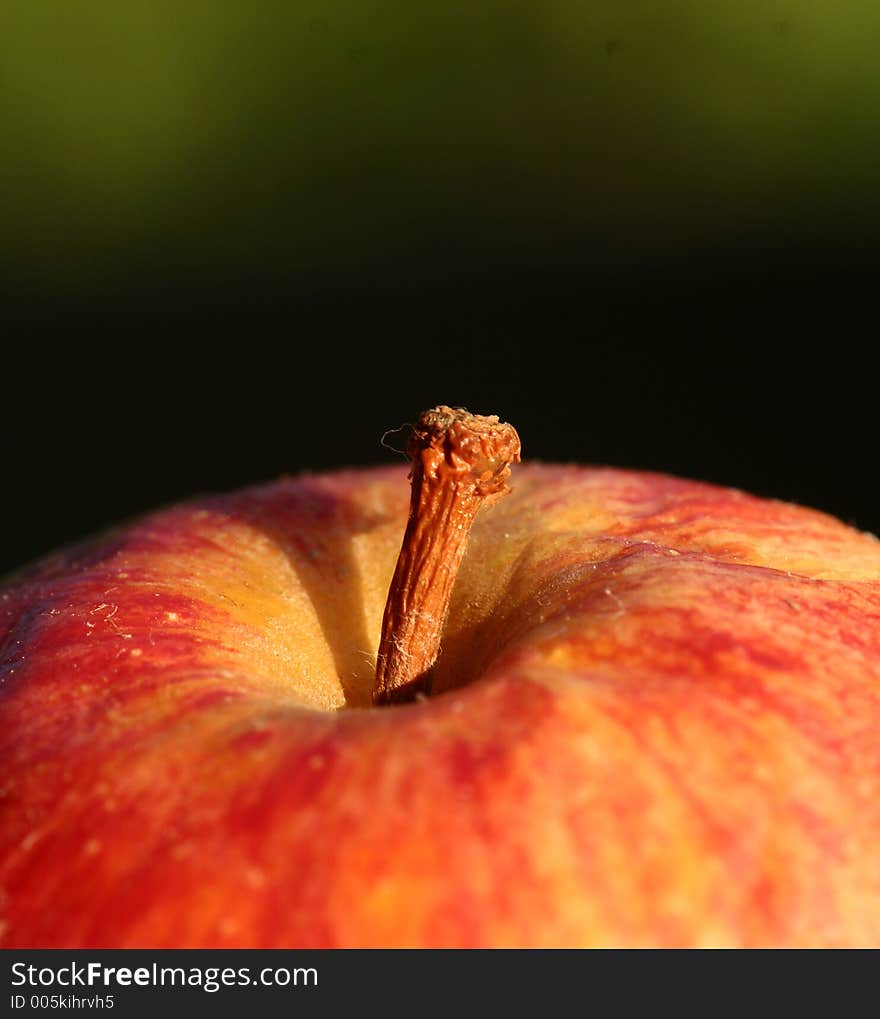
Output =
[{"x1": 3, "y1": 2, "x2": 878, "y2": 574}]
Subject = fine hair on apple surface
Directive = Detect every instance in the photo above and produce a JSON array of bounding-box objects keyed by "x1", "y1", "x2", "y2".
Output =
[{"x1": 2, "y1": 405, "x2": 880, "y2": 947}]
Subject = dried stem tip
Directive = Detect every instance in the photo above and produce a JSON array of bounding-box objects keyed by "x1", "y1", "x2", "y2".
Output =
[{"x1": 374, "y1": 406, "x2": 521, "y2": 705}]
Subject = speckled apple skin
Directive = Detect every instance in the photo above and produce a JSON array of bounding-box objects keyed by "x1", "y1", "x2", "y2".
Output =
[{"x1": 2, "y1": 464, "x2": 880, "y2": 947}]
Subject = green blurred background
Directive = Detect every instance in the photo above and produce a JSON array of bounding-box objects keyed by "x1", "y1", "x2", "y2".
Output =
[
  {"x1": 2, "y1": 1, "x2": 879, "y2": 571},
  {"x1": 4, "y1": 1, "x2": 879, "y2": 286}
]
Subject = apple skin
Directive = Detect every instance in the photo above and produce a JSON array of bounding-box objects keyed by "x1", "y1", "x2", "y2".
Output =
[{"x1": 2, "y1": 463, "x2": 880, "y2": 948}]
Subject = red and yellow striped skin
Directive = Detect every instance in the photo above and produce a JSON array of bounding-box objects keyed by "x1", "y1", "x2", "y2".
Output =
[{"x1": 2, "y1": 464, "x2": 880, "y2": 946}]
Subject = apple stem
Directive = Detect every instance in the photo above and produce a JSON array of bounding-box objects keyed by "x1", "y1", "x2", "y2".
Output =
[{"x1": 374, "y1": 406, "x2": 521, "y2": 705}]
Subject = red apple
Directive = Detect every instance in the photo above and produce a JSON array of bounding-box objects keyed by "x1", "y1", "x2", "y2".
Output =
[{"x1": 2, "y1": 422, "x2": 880, "y2": 946}]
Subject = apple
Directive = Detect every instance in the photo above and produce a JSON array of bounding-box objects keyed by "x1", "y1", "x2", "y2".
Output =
[{"x1": 2, "y1": 407, "x2": 880, "y2": 947}]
